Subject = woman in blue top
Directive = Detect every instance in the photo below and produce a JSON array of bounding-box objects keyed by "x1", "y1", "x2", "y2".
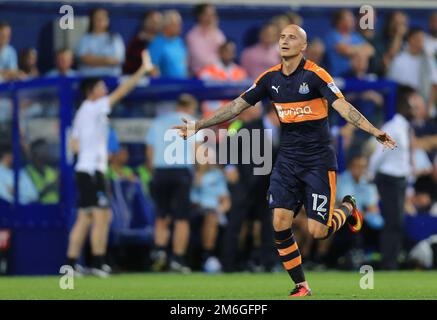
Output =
[{"x1": 76, "y1": 8, "x2": 125, "y2": 77}]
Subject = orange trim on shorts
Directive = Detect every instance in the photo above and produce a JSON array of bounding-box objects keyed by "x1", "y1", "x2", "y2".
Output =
[
  {"x1": 272, "y1": 98, "x2": 328, "y2": 123},
  {"x1": 327, "y1": 171, "x2": 337, "y2": 228},
  {"x1": 283, "y1": 255, "x2": 302, "y2": 270},
  {"x1": 278, "y1": 242, "x2": 298, "y2": 256}
]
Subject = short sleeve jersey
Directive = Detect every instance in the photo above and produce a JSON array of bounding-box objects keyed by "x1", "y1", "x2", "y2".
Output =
[{"x1": 240, "y1": 57, "x2": 344, "y2": 170}]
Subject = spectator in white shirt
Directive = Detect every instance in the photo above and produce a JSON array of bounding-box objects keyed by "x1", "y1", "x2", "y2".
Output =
[
  {"x1": 369, "y1": 93, "x2": 413, "y2": 270},
  {"x1": 424, "y1": 12, "x2": 437, "y2": 60},
  {"x1": 388, "y1": 28, "x2": 437, "y2": 116}
]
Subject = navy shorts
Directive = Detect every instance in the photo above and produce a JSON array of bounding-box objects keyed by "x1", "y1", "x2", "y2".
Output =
[
  {"x1": 150, "y1": 168, "x2": 193, "y2": 220},
  {"x1": 268, "y1": 161, "x2": 336, "y2": 227}
]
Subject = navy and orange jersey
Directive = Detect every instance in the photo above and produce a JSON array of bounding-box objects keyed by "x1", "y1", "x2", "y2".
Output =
[{"x1": 240, "y1": 57, "x2": 344, "y2": 170}]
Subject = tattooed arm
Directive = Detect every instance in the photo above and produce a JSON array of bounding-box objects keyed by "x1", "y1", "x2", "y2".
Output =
[
  {"x1": 332, "y1": 98, "x2": 397, "y2": 149},
  {"x1": 173, "y1": 97, "x2": 251, "y2": 139}
]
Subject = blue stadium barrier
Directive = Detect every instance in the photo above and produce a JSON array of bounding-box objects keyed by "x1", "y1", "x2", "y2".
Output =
[
  {"x1": 0, "y1": 75, "x2": 399, "y2": 274},
  {"x1": 109, "y1": 180, "x2": 155, "y2": 246},
  {"x1": 405, "y1": 215, "x2": 437, "y2": 242}
]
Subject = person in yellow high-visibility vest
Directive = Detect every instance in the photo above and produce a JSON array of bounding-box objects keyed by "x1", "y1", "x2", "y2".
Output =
[{"x1": 25, "y1": 139, "x2": 59, "y2": 204}]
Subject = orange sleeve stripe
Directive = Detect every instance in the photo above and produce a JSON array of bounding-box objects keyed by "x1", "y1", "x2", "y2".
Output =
[
  {"x1": 254, "y1": 64, "x2": 281, "y2": 84},
  {"x1": 304, "y1": 59, "x2": 333, "y2": 84},
  {"x1": 304, "y1": 59, "x2": 344, "y2": 99},
  {"x1": 283, "y1": 256, "x2": 302, "y2": 270},
  {"x1": 277, "y1": 242, "x2": 298, "y2": 256},
  {"x1": 327, "y1": 170, "x2": 337, "y2": 227}
]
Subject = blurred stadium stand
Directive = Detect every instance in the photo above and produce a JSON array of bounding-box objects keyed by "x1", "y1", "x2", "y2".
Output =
[{"x1": 1, "y1": 1, "x2": 437, "y2": 274}]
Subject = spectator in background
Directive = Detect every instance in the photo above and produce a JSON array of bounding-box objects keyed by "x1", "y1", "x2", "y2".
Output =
[
  {"x1": 424, "y1": 12, "x2": 437, "y2": 61},
  {"x1": 325, "y1": 9, "x2": 374, "y2": 77},
  {"x1": 369, "y1": 95, "x2": 413, "y2": 270},
  {"x1": 357, "y1": 8, "x2": 376, "y2": 44},
  {"x1": 197, "y1": 40, "x2": 248, "y2": 134},
  {"x1": 18, "y1": 48, "x2": 39, "y2": 78},
  {"x1": 149, "y1": 10, "x2": 188, "y2": 79},
  {"x1": 391, "y1": 86, "x2": 436, "y2": 215},
  {"x1": 356, "y1": 8, "x2": 383, "y2": 75},
  {"x1": 198, "y1": 41, "x2": 246, "y2": 83},
  {"x1": 146, "y1": 94, "x2": 201, "y2": 273},
  {"x1": 305, "y1": 38, "x2": 325, "y2": 66},
  {"x1": 0, "y1": 145, "x2": 38, "y2": 204},
  {"x1": 241, "y1": 23, "x2": 280, "y2": 79},
  {"x1": 374, "y1": 11, "x2": 408, "y2": 76},
  {"x1": 409, "y1": 87, "x2": 437, "y2": 137},
  {"x1": 0, "y1": 22, "x2": 24, "y2": 82},
  {"x1": 285, "y1": 12, "x2": 303, "y2": 27},
  {"x1": 413, "y1": 155, "x2": 437, "y2": 215},
  {"x1": 343, "y1": 52, "x2": 384, "y2": 132},
  {"x1": 345, "y1": 51, "x2": 377, "y2": 81},
  {"x1": 191, "y1": 147, "x2": 230, "y2": 273},
  {"x1": 337, "y1": 155, "x2": 382, "y2": 227},
  {"x1": 408, "y1": 234, "x2": 437, "y2": 269},
  {"x1": 270, "y1": 15, "x2": 289, "y2": 32},
  {"x1": 270, "y1": 14, "x2": 298, "y2": 33},
  {"x1": 45, "y1": 48, "x2": 76, "y2": 77},
  {"x1": 76, "y1": 8, "x2": 125, "y2": 77},
  {"x1": 136, "y1": 159, "x2": 152, "y2": 196},
  {"x1": 25, "y1": 139, "x2": 59, "y2": 204},
  {"x1": 186, "y1": 3, "x2": 226, "y2": 75},
  {"x1": 388, "y1": 28, "x2": 437, "y2": 116},
  {"x1": 220, "y1": 105, "x2": 279, "y2": 272},
  {"x1": 124, "y1": 10, "x2": 162, "y2": 75},
  {"x1": 107, "y1": 144, "x2": 136, "y2": 182}
]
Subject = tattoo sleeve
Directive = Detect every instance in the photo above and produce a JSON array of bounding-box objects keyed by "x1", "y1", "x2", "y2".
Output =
[
  {"x1": 195, "y1": 97, "x2": 251, "y2": 131},
  {"x1": 336, "y1": 100, "x2": 377, "y2": 136}
]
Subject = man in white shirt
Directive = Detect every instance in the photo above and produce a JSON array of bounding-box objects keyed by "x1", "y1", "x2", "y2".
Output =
[
  {"x1": 369, "y1": 93, "x2": 413, "y2": 270},
  {"x1": 388, "y1": 28, "x2": 437, "y2": 116},
  {"x1": 424, "y1": 12, "x2": 437, "y2": 60},
  {"x1": 67, "y1": 51, "x2": 153, "y2": 277}
]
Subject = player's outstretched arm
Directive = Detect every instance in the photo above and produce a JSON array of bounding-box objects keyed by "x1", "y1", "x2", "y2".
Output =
[
  {"x1": 332, "y1": 98, "x2": 397, "y2": 149},
  {"x1": 109, "y1": 50, "x2": 154, "y2": 106},
  {"x1": 173, "y1": 97, "x2": 251, "y2": 139}
]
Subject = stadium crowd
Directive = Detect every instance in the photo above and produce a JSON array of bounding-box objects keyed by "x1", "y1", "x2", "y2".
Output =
[{"x1": 1, "y1": 4, "x2": 437, "y2": 273}]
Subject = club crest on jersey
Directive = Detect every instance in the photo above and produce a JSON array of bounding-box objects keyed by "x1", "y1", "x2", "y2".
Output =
[{"x1": 298, "y1": 82, "x2": 309, "y2": 94}]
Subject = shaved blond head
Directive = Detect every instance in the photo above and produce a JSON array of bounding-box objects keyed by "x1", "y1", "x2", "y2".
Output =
[{"x1": 282, "y1": 24, "x2": 307, "y2": 43}]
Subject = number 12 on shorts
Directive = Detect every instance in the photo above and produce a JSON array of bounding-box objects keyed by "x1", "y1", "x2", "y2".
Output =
[{"x1": 312, "y1": 193, "x2": 327, "y2": 212}]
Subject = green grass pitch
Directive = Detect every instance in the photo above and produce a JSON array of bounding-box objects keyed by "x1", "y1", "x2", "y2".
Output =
[{"x1": 1, "y1": 271, "x2": 436, "y2": 300}]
